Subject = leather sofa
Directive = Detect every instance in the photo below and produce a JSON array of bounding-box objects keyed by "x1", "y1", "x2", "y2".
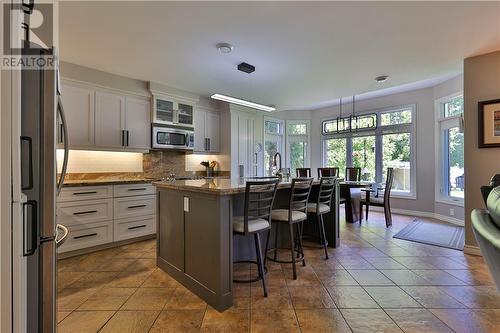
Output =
[
  {"x1": 480, "y1": 174, "x2": 500, "y2": 205},
  {"x1": 472, "y1": 185, "x2": 500, "y2": 290}
]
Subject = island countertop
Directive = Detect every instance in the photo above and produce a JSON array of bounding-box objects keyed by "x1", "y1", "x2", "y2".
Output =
[{"x1": 152, "y1": 178, "x2": 321, "y2": 195}]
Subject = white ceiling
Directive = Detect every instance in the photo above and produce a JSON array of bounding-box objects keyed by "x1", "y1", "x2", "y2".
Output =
[{"x1": 59, "y1": 1, "x2": 500, "y2": 111}]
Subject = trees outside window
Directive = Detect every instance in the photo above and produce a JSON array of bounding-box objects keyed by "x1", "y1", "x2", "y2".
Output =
[
  {"x1": 264, "y1": 118, "x2": 284, "y2": 176},
  {"x1": 286, "y1": 121, "x2": 310, "y2": 177}
]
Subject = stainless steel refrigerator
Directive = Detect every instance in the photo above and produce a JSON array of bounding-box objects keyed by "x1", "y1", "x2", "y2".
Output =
[{"x1": 17, "y1": 47, "x2": 69, "y2": 333}]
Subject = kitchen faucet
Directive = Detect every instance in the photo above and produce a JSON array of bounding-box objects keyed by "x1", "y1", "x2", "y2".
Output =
[{"x1": 272, "y1": 152, "x2": 283, "y2": 178}]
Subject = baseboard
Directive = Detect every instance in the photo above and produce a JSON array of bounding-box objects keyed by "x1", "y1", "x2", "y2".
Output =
[
  {"x1": 370, "y1": 207, "x2": 464, "y2": 226},
  {"x1": 463, "y1": 244, "x2": 482, "y2": 256}
]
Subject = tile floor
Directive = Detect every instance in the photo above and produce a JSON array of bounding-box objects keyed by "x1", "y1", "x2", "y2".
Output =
[{"x1": 57, "y1": 212, "x2": 500, "y2": 332}]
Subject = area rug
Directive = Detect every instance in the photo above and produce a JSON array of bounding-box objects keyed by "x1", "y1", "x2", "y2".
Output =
[{"x1": 393, "y1": 220, "x2": 464, "y2": 250}]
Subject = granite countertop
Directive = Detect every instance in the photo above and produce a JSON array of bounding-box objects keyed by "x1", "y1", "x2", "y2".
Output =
[
  {"x1": 63, "y1": 178, "x2": 158, "y2": 187},
  {"x1": 153, "y1": 178, "x2": 322, "y2": 195}
]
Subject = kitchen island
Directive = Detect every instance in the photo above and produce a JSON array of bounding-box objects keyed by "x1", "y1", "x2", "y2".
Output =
[{"x1": 153, "y1": 178, "x2": 340, "y2": 311}]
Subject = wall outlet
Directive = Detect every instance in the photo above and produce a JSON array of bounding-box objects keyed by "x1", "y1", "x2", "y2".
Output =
[{"x1": 450, "y1": 208, "x2": 455, "y2": 216}]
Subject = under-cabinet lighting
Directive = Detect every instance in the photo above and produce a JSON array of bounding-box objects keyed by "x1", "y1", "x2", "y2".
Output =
[{"x1": 211, "y1": 94, "x2": 275, "y2": 112}]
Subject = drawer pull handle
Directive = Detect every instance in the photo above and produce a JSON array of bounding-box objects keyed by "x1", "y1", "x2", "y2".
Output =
[
  {"x1": 73, "y1": 191, "x2": 97, "y2": 195},
  {"x1": 127, "y1": 188, "x2": 147, "y2": 191},
  {"x1": 74, "y1": 233, "x2": 97, "y2": 240},
  {"x1": 73, "y1": 210, "x2": 97, "y2": 215},
  {"x1": 127, "y1": 204, "x2": 147, "y2": 209},
  {"x1": 128, "y1": 225, "x2": 146, "y2": 230}
]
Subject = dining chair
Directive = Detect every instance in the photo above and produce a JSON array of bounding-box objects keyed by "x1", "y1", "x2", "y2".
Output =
[
  {"x1": 317, "y1": 167, "x2": 339, "y2": 178},
  {"x1": 266, "y1": 178, "x2": 314, "y2": 280},
  {"x1": 306, "y1": 177, "x2": 336, "y2": 259},
  {"x1": 360, "y1": 168, "x2": 394, "y2": 227},
  {"x1": 345, "y1": 167, "x2": 361, "y2": 181},
  {"x1": 233, "y1": 179, "x2": 279, "y2": 297},
  {"x1": 296, "y1": 168, "x2": 311, "y2": 177}
]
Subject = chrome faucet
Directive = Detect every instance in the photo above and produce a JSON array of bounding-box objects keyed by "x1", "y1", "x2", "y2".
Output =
[{"x1": 272, "y1": 152, "x2": 282, "y2": 178}]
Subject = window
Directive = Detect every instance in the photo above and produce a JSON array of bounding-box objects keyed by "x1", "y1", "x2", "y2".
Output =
[
  {"x1": 264, "y1": 118, "x2": 284, "y2": 176},
  {"x1": 322, "y1": 105, "x2": 415, "y2": 196},
  {"x1": 286, "y1": 120, "x2": 310, "y2": 177},
  {"x1": 437, "y1": 95, "x2": 464, "y2": 203}
]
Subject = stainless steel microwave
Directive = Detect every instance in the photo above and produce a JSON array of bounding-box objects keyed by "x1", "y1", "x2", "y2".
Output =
[{"x1": 152, "y1": 124, "x2": 194, "y2": 151}]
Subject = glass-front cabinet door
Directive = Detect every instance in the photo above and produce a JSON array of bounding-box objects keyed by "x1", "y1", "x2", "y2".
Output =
[
  {"x1": 177, "y1": 103, "x2": 193, "y2": 126},
  {"x1": 155, "y1": 98, "x2": 175, "y2": 123},
  {"x1": 153, "y1": 95, "x2": 195, "y2": 127}
]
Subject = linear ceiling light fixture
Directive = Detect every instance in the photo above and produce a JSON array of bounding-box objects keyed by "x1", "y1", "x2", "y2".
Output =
[{"x1": 211, "y1": 94, "x2": 276, "y2": 112}]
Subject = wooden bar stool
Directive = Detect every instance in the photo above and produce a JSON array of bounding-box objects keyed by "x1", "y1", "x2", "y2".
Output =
[
  {"x1": 306, "y1": 177, "x2": 336, "y2": 259},
  {"x1": 265, "y1": 178, "x2": 313, "y2": 280},
  {"x1": 296, "y1": 168, "x2": 311, "y2": 177},
  {"x1": 233, "y1": 179, "x2": 279, "y2": 297},
  {"x1": 318, "y1": 167, "x2": 339, "y2": 178}
]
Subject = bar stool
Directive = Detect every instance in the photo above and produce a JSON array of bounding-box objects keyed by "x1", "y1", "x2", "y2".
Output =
[
  {"x1": 233, "y1": 179, "x2": 279, "y2": 297},
  {"x1": 296, "y1": 168, "x2": 311, "y2": 177},
  {"x1": 318, "y1": 167, "x2": 339, "y2": 178},
  {"x1": 265, "y1": 178, "x2": 313, "y2": 280},
  {"x1": 306, "y1": 177, "x2": 336, "y2": 260}
]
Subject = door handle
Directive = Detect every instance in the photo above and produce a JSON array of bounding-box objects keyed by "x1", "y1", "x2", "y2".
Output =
[
  {"x1": 23, "y1": 200, "x2": 37, "y2": 256},
  {"x1": 57, "y1": 95, "x2": 69, "y2": 196},
  {"x1": 55, "y1": 224, "x2": 69, "y2": 248},
  {"x1": 20, "y1": 136, "x2": 33, "y2": 190}
]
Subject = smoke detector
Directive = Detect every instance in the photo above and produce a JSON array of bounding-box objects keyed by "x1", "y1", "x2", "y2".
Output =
[{"x1": 216, "y1": 43, "x2": 233, "y2": 54}]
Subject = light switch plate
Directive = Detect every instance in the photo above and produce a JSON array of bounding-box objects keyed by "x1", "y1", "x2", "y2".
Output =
[{"x1": 183, "y1": 197, "x2": 189, "y2": 212}]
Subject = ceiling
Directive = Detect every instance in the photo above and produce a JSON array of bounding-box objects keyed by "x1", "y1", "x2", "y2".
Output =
[{"x1": 59, "y1": 1, "x2": 500, "y2": 111}]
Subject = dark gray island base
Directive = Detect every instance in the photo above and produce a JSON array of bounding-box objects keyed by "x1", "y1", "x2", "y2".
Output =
[{"x1": 153, "y1": 178, "x2": 340, "y2": 311}]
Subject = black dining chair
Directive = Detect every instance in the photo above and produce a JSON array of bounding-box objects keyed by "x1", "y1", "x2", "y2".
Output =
[
  {"x1": 317, "y1": 167, "x2": 339, "y2": 178},
  {"x1": 296, "y1": 168, "x2": 311, "y2": 177},
  {"x1": 306, "y1": 177, "x2": 336, "y2": 259},
  {"x1": 345, "y1": 167, "x2": 361, "y2": 181},
  {"x1": 266, "y1": 178, "x2": 314, "y2": 280},
  {"x1": 360, "y1": 168, "x2": 394, "y2": 227},
  {"x1": 233, "y1": 179, "x2": 279, "y2": 297}
]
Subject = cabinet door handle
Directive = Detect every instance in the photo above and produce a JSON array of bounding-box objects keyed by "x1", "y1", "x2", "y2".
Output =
[
  {"x1": 127, "y1": 204, "x2": 146, "y2": 209},
  {"x1": 73, "y1": 191, "x2": 97, "y2": 195},
  {"x1": 127, "y1": 188, "x2": 146, "y2": 191},
  {"x1": 208, "y1": 138, "x2": 211, "y2": 151},
  {"x1": 73, "y1": 210, "x2": 97, "y2": 215},
  {"x1": 126, "y1": 130, "x2": 130, "y2": 146},
  {"x1": 121, "y1": 130, "x2": 126, "y2": 146},
  {"x1": 74, "y1": 233, "x2": 97, "y2": 240},
  {"x1": 128, "y1": 225, "x2": 146, "y2": 230}
]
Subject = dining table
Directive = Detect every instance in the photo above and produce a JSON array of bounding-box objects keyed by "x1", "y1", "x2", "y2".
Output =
[{"x1": 339, "y1": 180, "x2": 375, "y2": 223}]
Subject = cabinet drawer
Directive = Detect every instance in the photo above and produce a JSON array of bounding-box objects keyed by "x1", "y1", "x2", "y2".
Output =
[
  {"x1": 114, "y1": 195, "x2": 156, "y2": 220},
  {"x1": 57, "y1": 199, "x2": 113, "y2": 226},
  {"x1": 114, "y1": 215, "x2": 156, "y2": 242},
  {"x1": 57, "y1": 221, "x2": 113, "y2": 253},
  {"x1": 58, "y1": 186, "x2": 113, "y2": 202},
  {"x1": 113, "y1": 183, "x2": 155, "y2": 197}
]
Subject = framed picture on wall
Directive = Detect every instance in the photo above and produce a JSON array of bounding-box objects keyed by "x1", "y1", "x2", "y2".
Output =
[{"x1": 478, "y1": 99, "x2": 500, "y2": 148}]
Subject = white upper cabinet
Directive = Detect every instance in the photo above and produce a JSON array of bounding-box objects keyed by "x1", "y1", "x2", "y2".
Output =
[
  {"x1": 125, "y1": 97, "x2": 151, "y2": 150},
  {"x1": 193, "y1": 109, "x2": 220, "y2": 153},
  {"x1": 60, "y1": 83, "x2": 95, "y2": 148},
  {"x1": 95, "y1": 91, "x2": 126, "y2": 148},
  {"x1": 152, "y1": 94, "x2": 195, "y2": 127}
]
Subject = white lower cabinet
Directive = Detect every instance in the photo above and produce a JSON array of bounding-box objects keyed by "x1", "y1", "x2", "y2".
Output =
[{"x1": 57, "y1": 183, "x2": 156, "y2": 254}]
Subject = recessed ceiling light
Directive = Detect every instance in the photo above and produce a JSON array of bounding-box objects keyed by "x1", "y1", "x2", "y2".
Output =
[
  {"x1": 211, "y1": 94, "x2": 275, "y2": 112},
  {"x1": 374, "y1": 75, "x2": 389, "y2": 83},
  {"x1": 216, "y1": 42, "x2": 233, "y2": 54}
]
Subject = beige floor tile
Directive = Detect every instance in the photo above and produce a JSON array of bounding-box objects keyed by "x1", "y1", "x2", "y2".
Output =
[
  {"x1": 57, "y1": 310, "x2": 114, "y2": 333},
  {"x1": 315, "y1": 269, "x2": 359, "y2": 287},
  {"x1": 336, "y1": 256, "x2": 375, "y2": 269},
  {"x1": 430, "y1": 308, "x2": 500, "y2": 333},
  {"x1": 364, "y1": 257, "x2": 407, "y2": 270},
  {"x1": 94, "y1": 258, "x2": 138, "y2": 272},
  {"x1": 284, "y1": 266, "x2": 322, "y2": 287},
  {"x1": 141, "y1": 268, "x2": 179, "y2": 288},
  {"x1": 57, "y1": 311, "x2": 71, "y2": 323},
  {"x1": 394, "y1": 257, "x2": 437, "y2": 269},
  {"x1": 233, "y1": 284, "x2": 251, "y2": 298},
  {"x1": 150, "y1": 310, "x2": 205, "y2": 333},
  {"x1": 122, "y1": 287, "x2": 175, "y2": 310},
  {"x1": 57, "y1": 271, "x2": 87, "y2": 290},
  {"x1": 79, "y1": 287, "x2": 136, "y2": 310},
  {"x1": 67, "y1": 271, "x2": 119, "y2": 289},
  {"x1": 252, "y1": 269, "x2": 286, "y2": 287},
  {"x1": 99, "y1": 310, "x2": 159, "y2": 333},
  {"x1": 420, "y1": 256, "x2": 468, "y2": 270},
  {"x1": 125, "y1": 258, "x2": 157, "y2": 272},
  {"x1": 440, "y1": 286, "x2": 500, "y2": 308},
  {"x1": 164, "y1": 287, "x2": 208, "y2": 310},
  {"x1": 364, "y1": 286, "x2": 421, "y2": 308},
  {"x1": 296, "y1": 308, "x2": 351, "y2": 333},
  {"x1": 140, "y1": 248, "x2": 157, "y2": 259},
  {"x1": 348, "y1": 269, "x2": 394, "y2": 286},
  {"x1": 327, "y1": 286, "x2": 379, "y2": 309},
  {"x1": 250, "y1": 309, "x2": 299, "y2": 333},
  {"x1": 57, "y1": 287, "x2": 100, "y2": 311},
  {"x1": 340, "y1": 308, "x2": 403, "y2": 333},
  {"x1": 445, "y1": 269, "x2": 495, "y2": 286},
  {"x1": 412, "y1": 270, "x2": 468, "y2": 286},
  {"x1": 288, "y1": 286, "x2": 335, "y2": 309},
  {"x1": 380, "y1": 269, "x2": 432, "y2": 285},
  {"x1": 401, "y1": 286, "x2": 467, "y2": 308},
  {"x1": 106, "y1": 269, "x2": 154, "y2": 288},
  {"x1": 386, "y1": 309, "x2": 454, "y2": 333},
  {"x1": 250, "y1": 286, "x2": 292, "y2": 309},
  {"x1": 200, "y1": 307, "x2": 249, "y2": 333}
]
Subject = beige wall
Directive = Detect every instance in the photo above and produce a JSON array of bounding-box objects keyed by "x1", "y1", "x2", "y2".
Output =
[{"x1": 464, "y1": 50, "x2": 500, "y2": 248}]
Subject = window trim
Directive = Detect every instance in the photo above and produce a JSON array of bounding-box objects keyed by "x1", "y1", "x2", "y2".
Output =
[
  {"x1": 434, "y1": 93, "x2": 464, "y2": 207},
  {"x1": 264, "y1": 117, "x2": 285, "y2": 176},
  {"x1": 286, "y1": 119, "x2": 311, "y2": 174},
  {"x1": 321, "y1": 104, "x2": 417, "y2": 199}
]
